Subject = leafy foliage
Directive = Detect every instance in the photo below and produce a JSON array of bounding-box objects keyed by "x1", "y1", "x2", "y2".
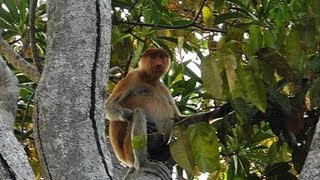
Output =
[
  {"x1": 110, "y1": 0, "x2": 320, "y2": 178},
  {"x1": 1, "y1": 0, "x2": 320, "y2": 179}
]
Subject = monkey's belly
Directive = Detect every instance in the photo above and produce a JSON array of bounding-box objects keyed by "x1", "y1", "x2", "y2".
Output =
[{"x1": 121, "y1": 95, "x2": 174, "y2": 131}]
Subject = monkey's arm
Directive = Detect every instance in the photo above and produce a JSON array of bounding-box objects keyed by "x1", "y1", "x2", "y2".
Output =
[
  {"x1": 105, "y1": 96, "x2": 133, "y2": 121},
  {"x1": 105, "y1": 74, "x2": 137, "y2": 121}
]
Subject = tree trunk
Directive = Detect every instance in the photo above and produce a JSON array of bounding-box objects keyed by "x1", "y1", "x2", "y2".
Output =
[
  {"x1": 300, "y1": 116, "x2": 320, "y2": 179},
  {"x1": 33, "y1": 0, "x2": 114, "y2": 179},
  {"x1": 0, "y1": 56, "x2": 35, "y2": 179}
]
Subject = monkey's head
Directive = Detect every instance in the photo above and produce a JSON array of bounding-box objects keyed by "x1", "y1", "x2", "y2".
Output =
[{"x1": 139, "y1": 48, "x2": 170, "y2": 79}]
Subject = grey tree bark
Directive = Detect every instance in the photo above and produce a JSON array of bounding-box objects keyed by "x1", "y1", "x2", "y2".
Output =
[
  {"x1": 33, "y1": 0, "x2": 114, "y2": 179},
  {"x1": 0, "y1": 56, "x2": 35, "y2": 179},
  {"x1": 300, "y1": 117, "x2": 320, "y2": 179}
]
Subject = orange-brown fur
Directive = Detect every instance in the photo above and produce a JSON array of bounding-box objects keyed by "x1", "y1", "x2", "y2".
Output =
[{"x1": 106, "y1": 48, "x2": 180, "y2": 167}]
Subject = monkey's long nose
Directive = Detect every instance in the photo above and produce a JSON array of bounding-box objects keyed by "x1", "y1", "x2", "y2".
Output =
[
  {"x1": 156, "y1": 63, "x2": 163, "y2": 68},
  {"x1": 155, "y1": 60, "x2": 163, "y2": 69}
]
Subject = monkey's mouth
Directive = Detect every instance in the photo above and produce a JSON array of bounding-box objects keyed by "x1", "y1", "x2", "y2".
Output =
[{"x1": 154, "y1": 69, "x2": 164, "y2": 73}]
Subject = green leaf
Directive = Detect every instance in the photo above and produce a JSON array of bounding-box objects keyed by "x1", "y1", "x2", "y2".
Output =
[
  {"x1": 131, "y1": 42, "x2": 145, "y2": 68},
  {"x1": 0, "y1": 18, "x2": 13, "y2": 30},
  {"x1": 202, "y1": 5, "x2": 213, "y2": 28},
  {"x1": 227, "y1": 156, "x2": 235, "y2": 180},
  {"x1": 3, "y1": 0, "x2": 19, "y2": 23},
  {"x1": 187, "y1": 122, "x2": 220, "y2": 173},
  {"x1": 158, "y1": 36, "x2": 194, "y2": 51},
  {"x1": 214, "y1": 12, "x2": 250, "y2": 25},
  {"x1": 132, "y1": 135, "x2": 147, "y2": 150},
  {"x1": 111, "y1": 30, "x2": 130, "y2": 44},
  {"x1": 284, "y1": 28, "x2": 305, "y2": 75},
  {"x1": 0, "y1": 7, "x2": 16, "y2": 25},
  {"x1": 19, "y1": 0, "x2": 28, "y2": 24},
  {"x1": 249, "y1": 58, "x2": 276, "y2": 85},
  {"x1": 160, "y1": 0, "x2": 168, "y2": 6},
  {"x1": 177, "y1": 36, "x2": 184, "y2": 55},
  {"x1": 149, "y1": 0, "x2": 160, "y2": 26},
  {"x1": 214, "y1": 0, "x2": 224, "y2": 8},
  {"x1": 170, "y1": 126, "x2": 196, "y2": 175},
  {"x1": 243, "y1": 25, "x2": 263, "y2": 56},
  {"x1": 231, "y1": 98, "x2": 249, "y2": 124},
  {"x1": 262, "y1": 28, "x2": 276, "y2": 48},
  {"x1": 217, "y1": 38, "x2": 238, "y2": 92},
  {"x1": 200, "y1": 54, "x2": 224, "y2": 99},
  {"x1": 232, "y1": 155, "x2": 238, "y2": 176},
  {"x1": 236, "y1": 64, "x2": 267, "y2": 112}
]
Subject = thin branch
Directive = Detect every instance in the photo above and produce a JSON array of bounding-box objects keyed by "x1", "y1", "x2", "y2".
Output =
[
  {"x1": 113, "y1": 0, "x2": 227, "y2": 33},
  {"x1": 8, "y1": 38, "x2": 22, "y2": 45},
  {"x1": 129, "y1": 0, "x2": 139, "y2": 12},
  {"x1": 114, "y1": 20, "x2": 226, "y2": 33},
  {"x1": 0, "y1": 35, "x2": 41, "y2": 83},
  {"x1": 193, "y1": 0, "x2": 207, "y2": 22},
  {"x1": 175, "y1": 104, "x2": 233, "y2": 127},
  {"x1": 130, "y1": 32, "x2": 145, "y2": 42},
  {"x1": 29, "y1": 0, "x2": 42, "y2": 73}
]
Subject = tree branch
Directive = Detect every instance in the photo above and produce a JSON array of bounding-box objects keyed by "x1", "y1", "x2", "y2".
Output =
[
  {"x1": 113, "y1": 20, "x2": 226, "y2": 33},
  {"x1": 0, "y1": 56, "x2": 35, "y2": 179},
  {"x1": 175, "y1": 104, "x2": 233, "y2": 127},
  {"x1": 0, "y1": 35, "x2": 41, "y2": 83}
]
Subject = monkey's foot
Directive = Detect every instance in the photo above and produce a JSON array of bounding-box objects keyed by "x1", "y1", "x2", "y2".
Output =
[
  {"x1": 140, "y1": 161, "x2": 171, "y2": 180},
  {"x1": 124, "y1": 161, "x2": 171, "y2": 180}
]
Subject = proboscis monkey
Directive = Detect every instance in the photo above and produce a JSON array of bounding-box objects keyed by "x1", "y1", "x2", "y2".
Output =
[{"x1": 106, "y1": 48, "x2": 181, "y2": 179}]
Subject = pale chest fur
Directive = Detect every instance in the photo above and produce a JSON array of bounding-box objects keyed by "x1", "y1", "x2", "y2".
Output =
[{"x1": 120, "y1": 83, "x2": 175, "y2": 131}]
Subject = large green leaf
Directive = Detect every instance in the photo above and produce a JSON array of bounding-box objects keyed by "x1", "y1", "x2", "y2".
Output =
[
  {"x1": 243, "y1": 25, "x2": 263, "y2": 56},
  {"x1": 217, "y1": 38, "x2": 238, "y2": 92},
  {"x1": 187, "y1": 122, "x2": 220, "y2": 173},
  {"x1": 200, "y1": 54, "x2": 224, "y2": 99},
  {"x1": 284, "y1": 27, "x2": 305, "y2": 75},
  {"x1": 170, "y1": 126, "x2": 196, "y2": 175},
  {"x1": 236, "y1": 64, "x2": 267, "y2": 112}
]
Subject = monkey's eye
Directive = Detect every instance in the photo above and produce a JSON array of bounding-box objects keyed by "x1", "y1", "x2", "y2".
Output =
[{"x1": 150, "y1": 54, "x2": 157, "y2": 59}]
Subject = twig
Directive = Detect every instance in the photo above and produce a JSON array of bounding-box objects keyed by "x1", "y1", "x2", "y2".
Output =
[
  {"x1": 129, "y1": 0, "x2": 139, "y2": 12},
  {"x1": 114, "y1": 20, "x2": 226, "y2": 33},
  {"x1": 193, "y1": 0, "x2": 207, "y2": 22},
  {"x1": 29, "y1": 0, "x2": 42, "y2": 73}
]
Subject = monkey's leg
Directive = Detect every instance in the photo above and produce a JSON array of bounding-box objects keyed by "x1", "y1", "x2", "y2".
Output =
[{"x1": 127, "y1": 108, "x2": 171, "y2": 180}]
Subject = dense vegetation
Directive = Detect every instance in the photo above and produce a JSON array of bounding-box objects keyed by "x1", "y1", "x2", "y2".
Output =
[{"x1": 0, "y1": 0, "x2": 319, "y2": 179}]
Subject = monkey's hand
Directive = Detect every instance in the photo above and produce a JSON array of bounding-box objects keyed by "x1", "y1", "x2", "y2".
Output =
[
  {"x1": 121, "y1": 107, "x2": 133, "y2": 121},
  {"x1": 147, "y1": 121, "x2": 158, "y2": 134},
  {"x1": 105, "y1": 103, "x2": 133, "y2": 121}
]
